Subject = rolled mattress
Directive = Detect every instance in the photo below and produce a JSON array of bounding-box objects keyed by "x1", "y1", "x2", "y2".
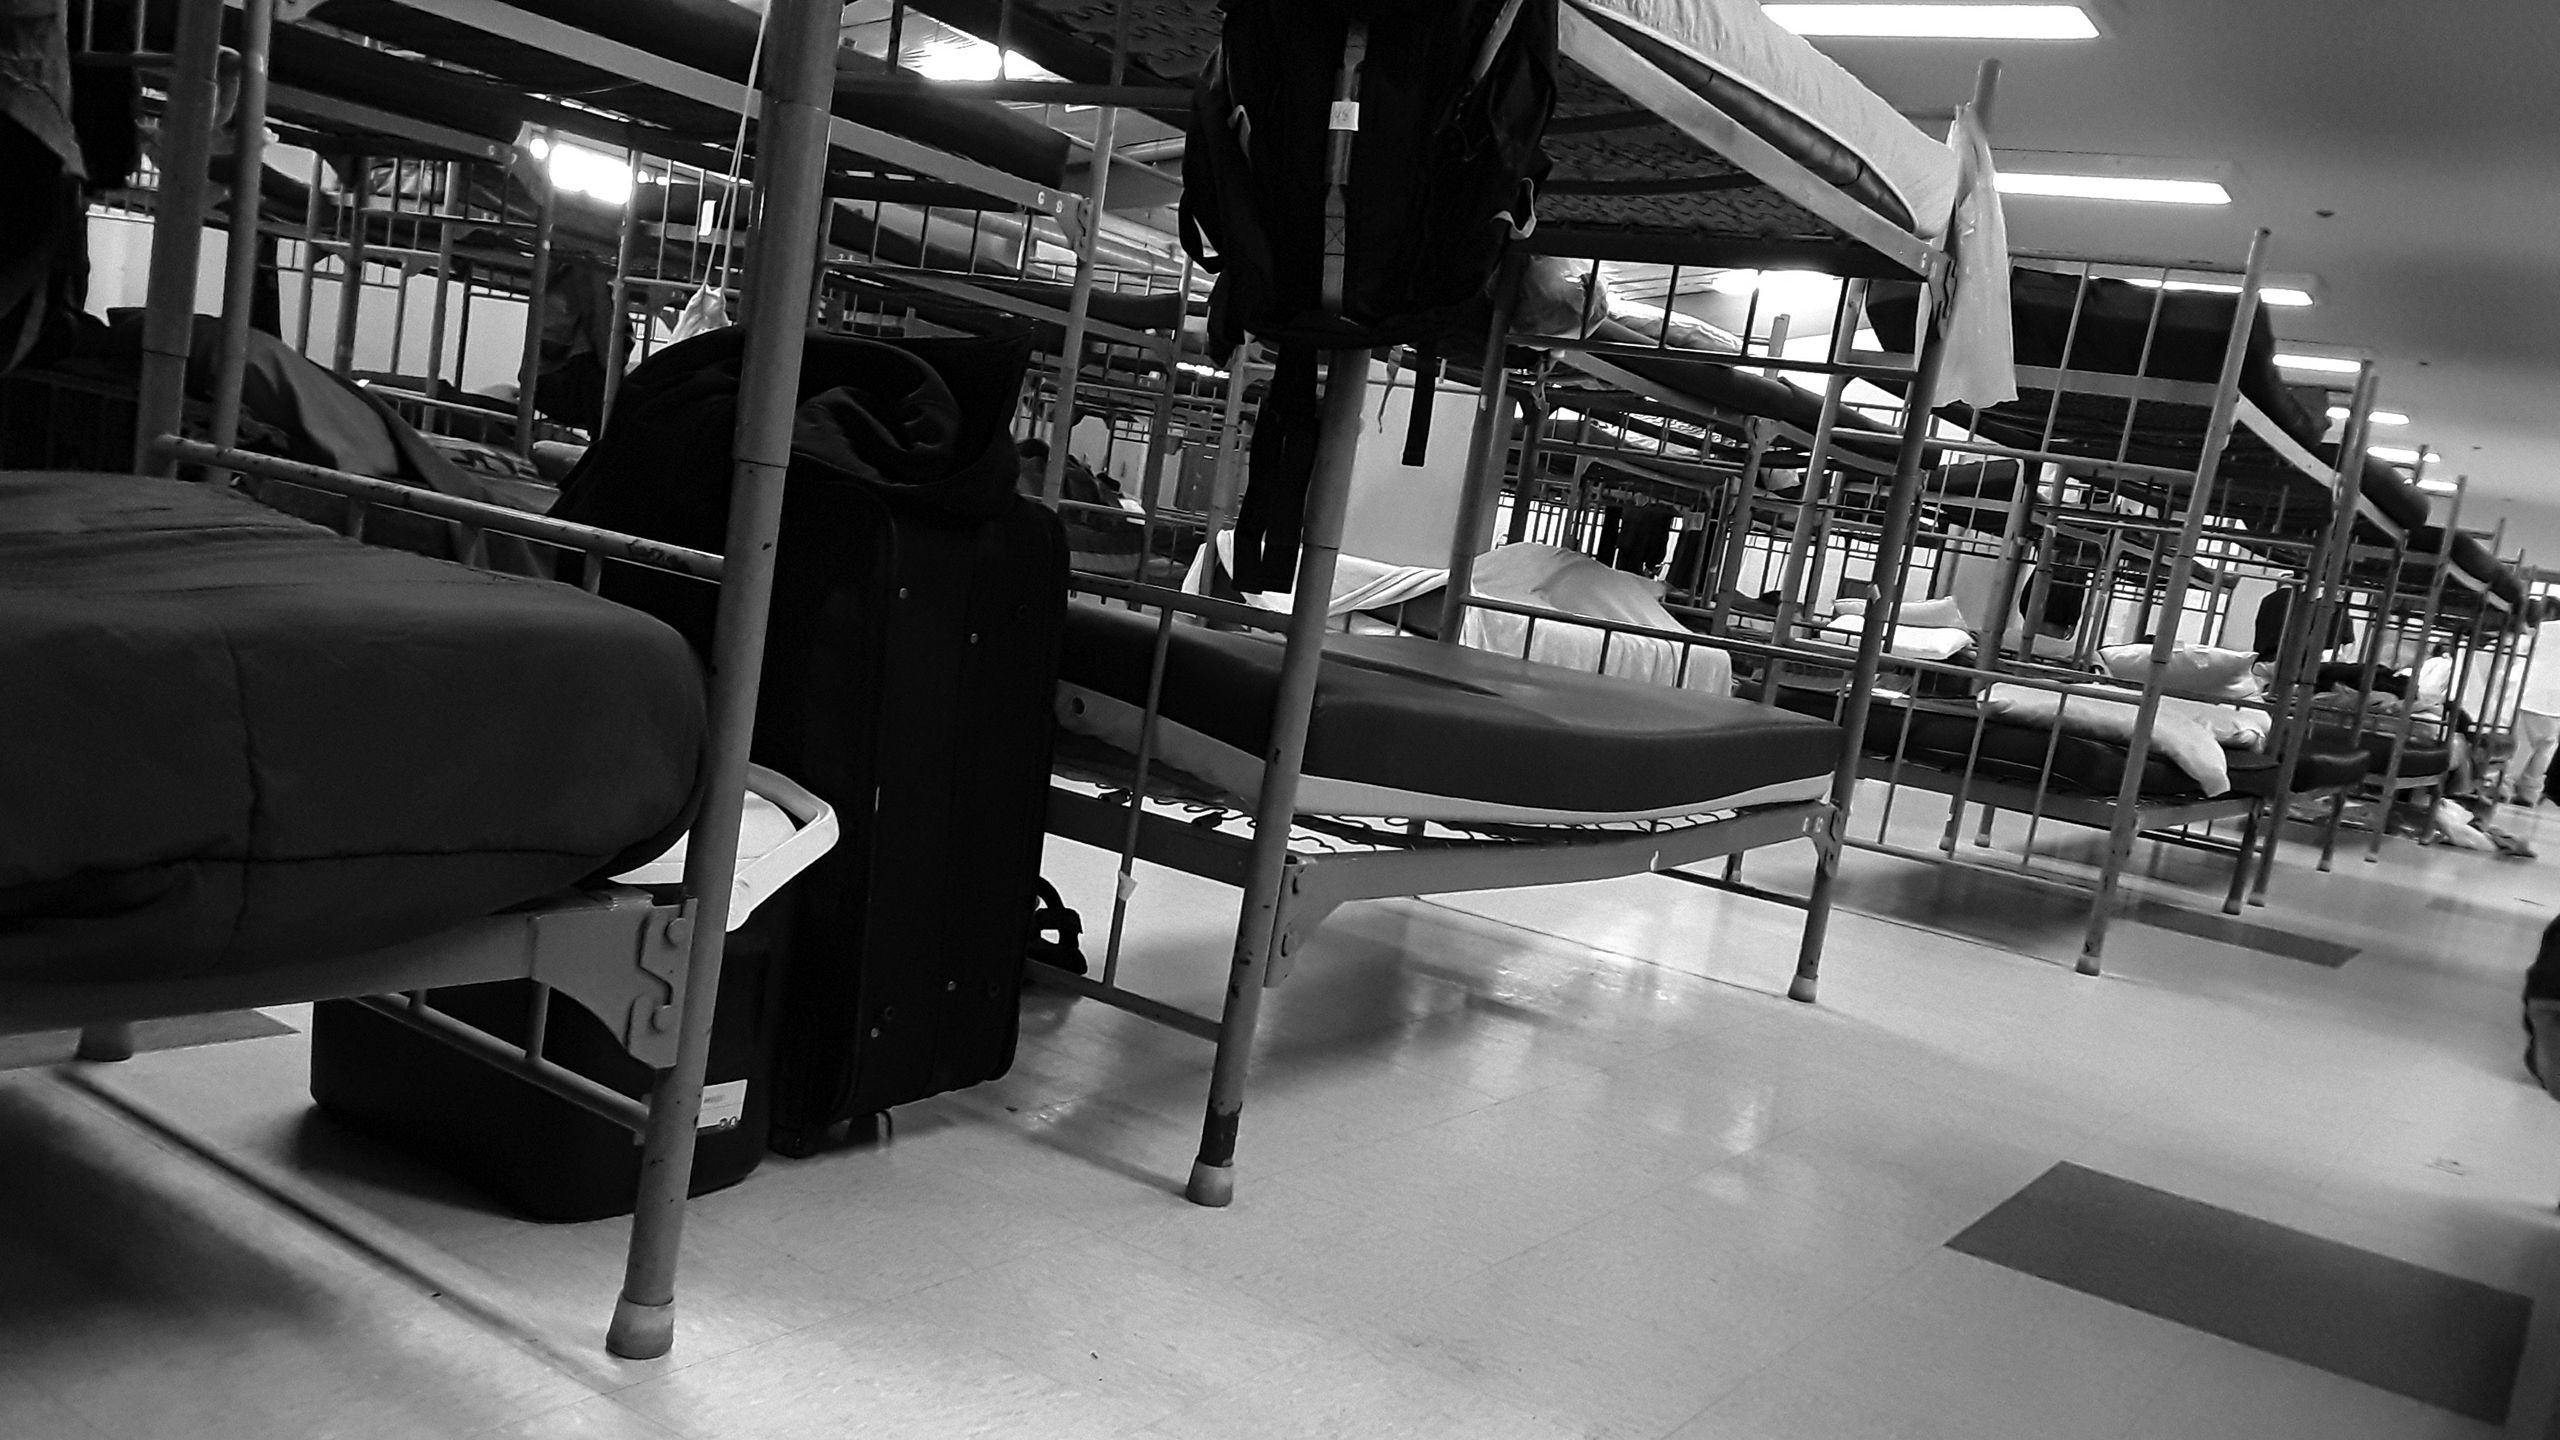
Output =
[
  {"x1": 0, "y1": 472, "x2": 705, "y2": 986},
  {"x1": 1058, "y1": 601, "x2": 1840, "y2": 824}
]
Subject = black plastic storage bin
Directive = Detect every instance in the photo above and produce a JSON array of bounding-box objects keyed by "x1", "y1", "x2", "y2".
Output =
[{"x1": 307, "y1": 895, "x2": 793, "y2": 1223}]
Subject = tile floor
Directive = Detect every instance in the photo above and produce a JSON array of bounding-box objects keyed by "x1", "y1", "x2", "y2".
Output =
[{"x1": 5, "y1": 796, "x2": 2559, "y2": 1438}]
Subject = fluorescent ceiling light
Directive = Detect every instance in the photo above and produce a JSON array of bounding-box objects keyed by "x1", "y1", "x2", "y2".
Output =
[
  {"x1": 1762, "y1": 4, "x2": 2098, "y2": 39},
  {"x1": 2416, "y1": 478, "x2": 2462, "y2": 494},
  {"x1": 901, "y1": 30, "x2": 1059, "y2": 83},
  {"x1": 2276, "y1": 352, "x2": 2361, "y2": 375},
  {"x1": 2329, "y1": 406, "x2": 2410, "y2": 426},
  {"x1": 2369, "y1": 446, "x2": 2446, "y2": 467},
  {"x1": 2125, "y1": 276, "x2": 2313, "y2": 307},
  {"x1": 1997, "y1": 172, "x2": 2231, "y2": 204},
  {"x1": 527, "y1": 136, "x2": 631, "y2": 206}
]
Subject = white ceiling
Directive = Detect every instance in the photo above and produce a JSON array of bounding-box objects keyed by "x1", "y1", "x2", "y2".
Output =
[{"x1": 1795, "y1": 0, "x2": 2560, "y2": 563}]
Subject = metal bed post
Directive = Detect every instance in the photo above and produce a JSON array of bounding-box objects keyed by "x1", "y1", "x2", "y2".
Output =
[
  {"x1": 1039, "y1": 1, "x2": 1128, "y2": 504},
  {"x1": 1440, "y1": 255, "x2": 1527, "y2": 642},
  {"x1": 1204, "y1": 345, "x2": 1254, "y2": 544},
  {"x1": 516, "y1": 141, "x2": 557, "y2": 456},
  {"x1": 2368, "y1": 476, "x2": 2463, "y2": 861},
  {"x1": 2249, "y1": 362, "x2": 2376, "y2": 903},
  {"x1": 207, "y1": 0, "x2": 277, "y2": 472},
  {"x1": 607, "y1": 0, "x2": 836, "y2": 1360},
  {"x1": 1504, "y1": 395, "x2": 1550, "y2": 546},
  {"x1": 295, "y1": 150, "x2": 326, "y2": 355},
  {"x1": 331, "y1": 154, "x2": 369, "y2": 377},
  {"x1": 602, "y1": 144, "x2": 641, "y2": 425},
  {"x1": 132, "y1": 0, "x2": 226, "y2": 477},
  {"x1": 1706, "y1": 420, "x2": 1769, "y2": 637},
  {"x1": 1187, "y1": 347, "x2": 1373, "y2": 1208},
  {"x1": 1790, "y1": 58, "x2": 1999, "y2": 1002},
  {"x1": 2076, "y1": 228, "x2": 2270, "y2": 976},
  {"x1": 421, "y1": 162, "x2": 462, "y2": 434},
  {"x1": 2320, "y1": 563, "x2": 2396, "y2": 870}
]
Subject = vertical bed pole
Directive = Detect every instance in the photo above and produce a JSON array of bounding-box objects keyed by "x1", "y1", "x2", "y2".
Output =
[
  {"x1": 1789, "y1": 59, "x2": 1997, "y2": 1001},
  {"x1": 2371, "y1": 475, "x2": 2462, "y2": 861},
  {"x1": 1040, "y1": 1, "x2": 1129, "y2": 504},
  {"x1": 517, "y1": 146, "x2": 558, "y2": 457},
  {"x1": 132, "y1": 0, "x2": 227, "y2": 475},
  {"x1": 2250, "y1": 363, "x2": 2375, "y2": 904},
  {"x1": 422, "y1": 163, "x2": 463, "y2": 433},
  {"x1": 1187, "y1": 348, "x2": 1373, "y2": 1207},
  {"x1": 1205, "y1": 344, "x2": 1254, "y2": 544},
  {"x1": 332, "y1": 155, "x2": 370, "y2": 377},
  {"x1": 2076, "y1": 229, "x2": 2271, "y2": 975},
  {"x1": 607, "y1": 0, "x2": 836, "y2": 1361},
  {"x1": 1440, "y1": 254, "x2": 1526, "y2": 642},
  {"x1": 207, "y1": 0, "x2": 276, "y2": 465}
]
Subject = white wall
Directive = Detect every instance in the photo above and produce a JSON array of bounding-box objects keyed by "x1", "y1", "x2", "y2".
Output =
[
  {"x1": 1339, "y1": 362, "x2": 1481, "y2": 569},
  {"x1": 85, "y1": 211, "x2": 529, "y2": 394}
]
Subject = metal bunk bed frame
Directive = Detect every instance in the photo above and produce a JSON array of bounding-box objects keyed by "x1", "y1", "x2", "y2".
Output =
[
  {"x1": 13, "y1": 0, "x2": 863, "y2": 1362},
  {"x1": 1008, "y1": 23, "x2": 2009, "y2": 1207}
]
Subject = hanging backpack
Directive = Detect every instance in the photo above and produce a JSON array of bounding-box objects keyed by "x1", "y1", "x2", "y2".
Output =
[{"x1": 1181, "y1": 0, "x2": 1557, "y2": 592}]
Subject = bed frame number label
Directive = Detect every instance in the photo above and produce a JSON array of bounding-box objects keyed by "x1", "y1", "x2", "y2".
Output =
[{"x1": 697, "y1": 1080, "x2": 749, "y2": 1132}]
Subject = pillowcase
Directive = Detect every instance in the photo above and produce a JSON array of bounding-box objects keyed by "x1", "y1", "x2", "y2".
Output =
[
  {"x1": 2096, "y1": 643, "x2": 2263, "y2": 703},
  {"x1": 1981, "y1": 682, "x2": 2231, "y2": 796},
  {"x1": 1835, "y1": 594, "x2": 1969, "y2": 630}
]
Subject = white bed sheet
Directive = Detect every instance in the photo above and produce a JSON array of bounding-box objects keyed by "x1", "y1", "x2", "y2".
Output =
[{"x1": 1461, "y1": 543, "x2": 1733, "y2": 696}]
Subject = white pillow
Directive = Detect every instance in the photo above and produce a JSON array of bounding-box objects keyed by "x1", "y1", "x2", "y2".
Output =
[
  {"x1": 1835, "y1": 594, "x2": 1969, "y2": 630},
  {"x1": 1820, "y1": 614, "x2": 1972, "y2": 662},
  {"x1": 1981, "y1": 682, "x2": 2231, "y2": 795},
  {"x1": 2096, "y1": 643, "x2": 2263, "y2": 703}
]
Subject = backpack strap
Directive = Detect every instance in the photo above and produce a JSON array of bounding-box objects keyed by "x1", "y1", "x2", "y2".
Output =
[
  {"x1": 1402, "y1": 343, "x2": 1439, "y2": 467},
  {"x1": 1320, "y1": 19, "x2": 1371, "y2": 317}
]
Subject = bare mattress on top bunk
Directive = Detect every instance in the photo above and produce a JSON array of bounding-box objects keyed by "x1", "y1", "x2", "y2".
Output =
[
  {"x1": 0, "y1": 472, "x2": 705, "y2": 984},
  {"x1": 1058, "y1": 602, "x2": 1841, "y2": 825}
]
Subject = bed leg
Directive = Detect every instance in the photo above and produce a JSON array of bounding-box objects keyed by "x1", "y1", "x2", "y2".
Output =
[
  {"x1": 2317, "y1": 792, "x2": 2347, "y2": 872},
  {"x1": 2247, "y1": 805, "x2": 2280, "y2": 906},
  {"x1": 74, "y1": 1023, "x2": 137, "y2": 1063},
  {"x1": 2221, "y1": 807, "x2": 2261, "y2": 915},
  {"x1": 1974, "y1": 803, "x2": 1997, "y2": 848},
  {"x1": 1789, "y1": 824, "x2": 1840, "y2": 1004}
]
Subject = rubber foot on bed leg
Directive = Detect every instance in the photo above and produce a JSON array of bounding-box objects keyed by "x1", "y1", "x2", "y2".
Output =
[
  {"x1": 2075, "y1": 954, "x2": 2102, "y2": 977},
  {"x1": 1185, "y1": 1159, "x2": 1235, "y2": 1209},
  {"x1": 1786, "y1": 975, "x2": 1818, "y2": 1004},
  {"x1": 75, "y1": 1023, "x2": 135, "y2": 1063},
  {"x1": 606, "y1": 1296, "x2": 675, "y2": 1360}
]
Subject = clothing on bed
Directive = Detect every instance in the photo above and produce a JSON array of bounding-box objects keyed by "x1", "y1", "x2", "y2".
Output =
[
  {"x1": 1462, "y1": 542, "x2": 1734, "y2": 695},
  {"x1": 1818, "y1": 613, "x2": 1971, "y2": 662},
  {"x1": 1979, "y1": 683, "x2": 2238, "y2": 797},
  {"x1": 0, "y1": 471, "x2": 705, "y2": 985}
]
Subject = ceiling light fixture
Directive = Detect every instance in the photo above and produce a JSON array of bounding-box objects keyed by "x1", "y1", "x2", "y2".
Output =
[
  {"x1": 2125, "y1": 276, "x2": 2313, "y2": 307},
  {"x1": 2369, "y1": 446, "x2": 2447, "y2": 467},
  {"x1": 1761, "y1": 4, "x2": 2098, "y2": 39},
  {"x1": 2276, "y1": 353, "x2": 2361, "y2": 375},
  {"x1": 2416, "y1": 477, "x2": 2462, "y2": 494},
  {"x1": 2328, "y1": 406, "x2": 2410, "y2": 426},
  {"x1": 1996, "y1": 172, "x2": 2231, "y2": 204},
  {"x1": 523, "y1": 134, "x2": 631, "y2": 206}
]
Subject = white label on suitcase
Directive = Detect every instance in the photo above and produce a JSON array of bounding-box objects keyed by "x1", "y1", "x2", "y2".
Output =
[{"x1": 698, "y1": 1080, "x2": 748, "y2": 1132}]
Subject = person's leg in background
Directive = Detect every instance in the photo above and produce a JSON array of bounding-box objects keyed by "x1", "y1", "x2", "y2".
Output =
[{"x1": 2511, "y1": 709, "x2": 2560, "y2": 805}]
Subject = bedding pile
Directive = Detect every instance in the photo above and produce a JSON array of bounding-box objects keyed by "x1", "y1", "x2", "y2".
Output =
[{"x1": 1461, "y1": 542, "x2": 1733, "y2": 694}]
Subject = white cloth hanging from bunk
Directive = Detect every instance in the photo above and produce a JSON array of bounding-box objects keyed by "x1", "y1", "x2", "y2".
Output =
[{"x1": 1979, "y1": 683, "x2": 2272, "y2": 797}]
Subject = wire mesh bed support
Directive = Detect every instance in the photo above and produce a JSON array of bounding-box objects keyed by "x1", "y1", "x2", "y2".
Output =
[{"x1": 56, "y1": 0, "x2": 851, "y2": 1361}]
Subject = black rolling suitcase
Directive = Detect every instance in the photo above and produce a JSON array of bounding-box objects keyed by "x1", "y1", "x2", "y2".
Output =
[{"x1": 549, "y1": 326, "x2": 1066, "y2": 1155}]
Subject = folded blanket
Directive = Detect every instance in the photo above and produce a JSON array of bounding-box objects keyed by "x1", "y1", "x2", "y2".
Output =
[
  {"x1": 1981, "y1": 683, "x2": 2230, "y2": 796},
  {"x1": 1820, "y1": 614, "x2": 1972, "y2": 662}
]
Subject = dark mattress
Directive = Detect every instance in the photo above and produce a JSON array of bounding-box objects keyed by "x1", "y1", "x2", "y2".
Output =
[
  {"x1": 0, "y1": 472, "x2": 704, "y2": 986},
  {"x1": 1060, "y1": 601, "x2": 1842, "y2": 820},
  {"x1": 1867, "y1": 271, "x2": 2430, "y2": 539},
  {"x1": 1792, "y1": 693, "x2": 2367, "y2": 802}
]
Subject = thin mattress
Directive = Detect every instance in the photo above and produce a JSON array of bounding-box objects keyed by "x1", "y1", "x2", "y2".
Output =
[
  {"x1": 1058, "y1": 602, "x2": 1840, "y2": 825},
  {"x1": 1835, "y1": 700, "x2": 2369, "y2": 802},
  {"x1": 1560, "y1": 0, "x2": 1958, "y2": 238},
  {"x1": 0, "y1": 471, "x2": 706, "y2": 986}
]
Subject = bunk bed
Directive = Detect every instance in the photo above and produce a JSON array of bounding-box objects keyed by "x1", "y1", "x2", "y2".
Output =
[
  {"x1": 951, "y1": 0, "x2": 2014, "y2": 1206},
  {"x1": 2, "y1": 0, "x2": 871, "y2": 1360}
]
